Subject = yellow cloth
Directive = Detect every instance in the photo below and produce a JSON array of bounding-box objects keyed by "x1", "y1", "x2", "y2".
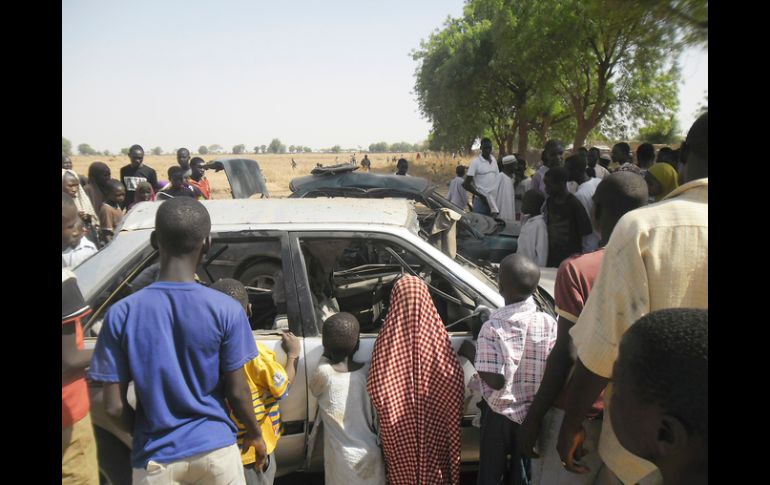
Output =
[
  {"x1": 524, "y1": 166, "x2": 536, "y2": 178},
  {"x1": 569, "y1": 178, "x2": 708, "y2": 484},
  {"x1": 231, "y1": 343, "x2": 290, "y2": 465},
  {"x1": 647, "y1": 162, "x2": 680, "y2": 201}
]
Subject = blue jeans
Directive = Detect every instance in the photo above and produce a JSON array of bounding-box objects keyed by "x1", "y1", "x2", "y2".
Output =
[{"x1": 473, "y1": 195, "x2": 492, "y2": 216}]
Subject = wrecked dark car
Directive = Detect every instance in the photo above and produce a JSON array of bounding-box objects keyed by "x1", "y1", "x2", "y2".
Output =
[{"x1": 288, "y1": 165, "x2": 519, "y2": 263}]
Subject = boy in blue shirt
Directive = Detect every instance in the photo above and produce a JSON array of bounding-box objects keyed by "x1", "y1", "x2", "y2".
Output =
[{"x1": 89, "y1": 197, "x2": 266, "y2": 484}]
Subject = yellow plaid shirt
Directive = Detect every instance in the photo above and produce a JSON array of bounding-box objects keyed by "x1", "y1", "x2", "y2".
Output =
[{"x1": 569, "y1": 178, "x2": 708, "y2": 484}]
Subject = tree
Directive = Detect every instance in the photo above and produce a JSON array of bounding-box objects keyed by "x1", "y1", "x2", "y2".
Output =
[
  {"x1": 233, "y1": 144, "x2": 246, "y2": 154},
  {"x1": 198, "y1": 145, "x2": 209, "y2": 155},
  {"x1": 62, "y1": 137, "x2": 72, "y2": 157},
  {"x1": 268, "y1": 138, "x2": 286, "y2": 154},
  {"x1": 368, "y1": 142, "x2": 389, "y2": 152},
  {"x1": 151, "y1": 147, "x2": 163, "y2": 156},
  {"x1": 78, "y1": 143, "x2": 98, "y2": 155},
  {"x1": 637, "y1": 115, "x2": 683, "y2": 144},
  {"x1": 288, "y1": 145, "x2": 296, "y2": 154},
  {"x1": 121, "y1": 147, "x2": 130, "y2": 155},
  {"x1": 330, "y1": 145, "x2": 341, "y2": 153},
  {"x1": 260, "y1": 144, "x2": 267, "y2": 154},
  {"x1": 208, "y1": 144, "x2": 222, "y2": 154},
  {"x1": 303, "y1": 146, "x2": 312, "y2": 153},
  {"x1": 103, "y1": 149, "x2": 111, "y2": 156}
]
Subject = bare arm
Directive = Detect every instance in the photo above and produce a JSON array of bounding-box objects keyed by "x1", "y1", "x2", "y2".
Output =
[
  {"x1": 281, "y1": 331, "x2": 301, "y2": 384},
  {"x1": 62, "y1": 323, "x2": 93, "y2": 383},
  {"x1": 478, "y1": 371, "x2": 505, "y2": 390},
  {"x1": 517, "y1": 316, "x2": 577, "y2": 456},
  {"x1": 462, "y1": 175, "x2": 486, "y2": 201},
  {"x1": 104, "y1": 381, "x2": 134, "y2": 434},
  {"x1": 556, "y1": 359, "x2": 608, "y2": 474},
  {"x1": 224, "y1": 368, "x2": 267, "y2": 467}
]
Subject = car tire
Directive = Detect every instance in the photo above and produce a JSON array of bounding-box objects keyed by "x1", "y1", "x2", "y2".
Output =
[{"x1": 235, "y1": 260, "x2": 282, "y2": 291}]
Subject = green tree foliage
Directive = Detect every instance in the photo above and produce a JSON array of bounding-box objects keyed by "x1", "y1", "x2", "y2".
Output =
[
  {"x1": 413, "y1": 0, "x2": 685, "y2": 152},
  {"x1": 103, "y1": 149, "x2": 111, "y2": 156},
  {"x1": 233, "y1": 144, "x2": 246, "y2": 154},
  {"x1": 369, "y1": 141, "x2": 389, "y2": 152},
  {"x1": 268, "y1": 138, "x2": 287, "y2": 154},
  {"x1": 330, "y1": 145, "x2": 341, "y2": 153},
  {"x1": 78, "y1": 143, "x2": 98, "y2": 155},
  {"x1": 198, "y1": 145, "x2": 209, "y2": 155},
  {"x1": 303, "y1": 146, "x2": 313, "y2": 153},
  {"x1": 389, "y1": 141, "x2": 417, "y2": 153},
  {"x1": 62, "y1": 137, "x2": 72, "y2": 157},
  {"x1": 121, "y1": 147, "x2": 130, "y2": 155},
  {"x1": 151, "y1": 147, "x2": 163, "y2": 156},
  {"x1": 288, "y1": 145, "x2": 296, "y2": 153},
  {"x1": 637, "y1": 115, "x2": 683, "y2": 144},
  {"x1": 208, "y1": 144, "x2": 222, "y2": 154}
]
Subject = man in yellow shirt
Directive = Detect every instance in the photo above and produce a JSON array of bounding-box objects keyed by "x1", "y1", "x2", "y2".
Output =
[
  {"x1": 556, "y1": 112, "x2": 708, "y2": 485},
  {"x1": 211, "y1": 278, "x2": 301, "y2": 485}
]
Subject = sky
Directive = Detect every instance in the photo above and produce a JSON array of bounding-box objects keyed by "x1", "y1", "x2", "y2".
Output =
[{"x1": 63, "y1": 1, "x2": 707, "y2": 153}]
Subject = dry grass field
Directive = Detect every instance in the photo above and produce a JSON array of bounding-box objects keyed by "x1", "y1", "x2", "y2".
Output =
[{"x1": 71, "y1": 152, "x2": 474, "y2": 199}]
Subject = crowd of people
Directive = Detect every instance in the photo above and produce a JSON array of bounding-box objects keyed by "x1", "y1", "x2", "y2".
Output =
[{"x1": 62, "y1": 113, "x2": 707, "y2": 485}]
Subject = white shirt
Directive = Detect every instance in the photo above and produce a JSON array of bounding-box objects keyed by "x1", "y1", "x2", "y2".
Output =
[
  {"x1": 574, "y1": 177, "x2": 603, "y2": 252},
  {"x1": 487, "y1": 173, "x2": 516, "y2": 221},
  {"x1": 62, "y1": 237, "x2": 98, "y2": 268},
  {"x1": 593, "y1": 164, "x2": 610, "y2": 179},
  {"x1": 517, "y1": 214, "x2": 548, "y2": 267},
  {"x1": 467, "y1": 154, "x2": 499, "y2": 195},
  {"x1": 447, "y1": 176, "x2": 468, "y2": 209}
]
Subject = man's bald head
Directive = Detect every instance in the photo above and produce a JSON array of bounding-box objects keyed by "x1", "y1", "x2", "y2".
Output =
[
  {"x1": 498, "y1": 253, "x2": 540, "y2": 303},
  {"x1": 593, "y1": 172, "x2": 649, "y2": 242}
]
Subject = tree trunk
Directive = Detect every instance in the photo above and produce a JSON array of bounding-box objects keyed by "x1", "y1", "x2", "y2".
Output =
[
  {"x1": 573, "y1": 122, "x2": 592, "y2": 150},
  {"x1": 517, "y1": 113, "x2": 529, "y2": 156}
]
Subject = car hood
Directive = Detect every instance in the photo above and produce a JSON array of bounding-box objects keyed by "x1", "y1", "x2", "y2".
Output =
[
  {"x1": 290, "y1": 171, "x2": 432, "y2": 196},
  {"x1": 213, "y1": 158, "x2": 270, "y2": 199}
]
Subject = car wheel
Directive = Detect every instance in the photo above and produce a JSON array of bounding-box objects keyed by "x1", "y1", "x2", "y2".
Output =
[{"x1": 236, "y1": 260, "x2": 282, "y2": 290}]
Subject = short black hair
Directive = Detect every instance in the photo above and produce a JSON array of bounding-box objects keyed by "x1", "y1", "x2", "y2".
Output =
[
  {"x1": 129, "y1": 144, "x2": 144, "y2": 153},
  {"x1": 565, "y1": 153, "x2": 587, "y2": 173},
  {"x1": 106, "y1": 179, "x2": 125, "y2": 194},
  {"x1": 322, "y1": 312, "x2": 360, "y2": 364},
  {"x1": 397, "y1": 158, "x2": 408, "y2": 166},
  {"x1": 636, "y1": 143, "x2": 656, "y2": 166},
  {"x1": 577, "y1": 146, "x2": 588, "y2": 154},
  {"x1": 177, "y1": 147, "x2": 190, "y2": 155},
  {"x1": 616, "y1": 308, "x2": 708, "y2": 439},
  {"x1": 544, "y1": 139, "x2": 563, "y2": 152},
  {"x1": 190, "y1": 157, "x2": 205, "y2": 166},
  {"x1": 168, "y1": 166, "x2": 184, "y2": 178},
  {"x1": 456, "y1": 165, "x2": 466, "y2": 177},
  {"x1": 522, "y1": 189, "x2": 545, "y2": 215},
  {"x1": 588, "y1": 146, "x2": 600, "y2": 155},
  {"x1": 480, "y1": 137, "x2": 492, "y2": 145},
  {"x1": 657, "y1": 146, "x2": 675, "y2": 164},
  {"x1": 685, "y1": 112, "x2": 708, "y2": 165},
  {"x1": 593, "y1": 172, "x2": 648, "y2": 221},
  {"x1": 613, "y1": 142, "x2": 631, "y2": 156},
  {"x1": 154, "y1": 197, "x2": 211, "y2": 255},
  {"x1": 498, "y1": 253, "x2": 540, "y2": 298},
  {"x1": 88, "y1": 161, "x2": 110, "y2": 180},
  {"x1": 210, "y1": 278, "x2": 249, "y2": 311},
  {"x1": 544, "y1": 166, "x2": 568, "y2": 185}
]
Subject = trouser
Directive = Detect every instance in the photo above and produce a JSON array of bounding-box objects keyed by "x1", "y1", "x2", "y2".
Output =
[
  {"x1": 62, "y1": 413, "x2": 100, "y2": 485},
  {"x1": 132, "y1": 443, "x2": 245, "y2": 485},
  {"x1": 473, "y1": 195, "x2": 492, "y2": 216},
  {"x1": 477, "y1": 400, "x2": 529, "y2": 485},
  {"x1": 244, "y1": 452, "x2": 276, "y2": 485}
]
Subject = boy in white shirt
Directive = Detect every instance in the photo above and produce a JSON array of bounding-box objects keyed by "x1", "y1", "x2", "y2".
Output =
[
  {"x1": 62, "y1": 218, "x2": 98, "y2": 268},
  {"x1": 516, "y1": 190, "x2": 548, "y2": 267}
]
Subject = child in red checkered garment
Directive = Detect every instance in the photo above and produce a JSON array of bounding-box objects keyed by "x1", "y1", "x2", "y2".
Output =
[
  {"x1": 309, "y1": 312, "x2": 386, "y2": 485},
  {"x1": 461, "y1": 254, "x2": 557, "y2": 485}
]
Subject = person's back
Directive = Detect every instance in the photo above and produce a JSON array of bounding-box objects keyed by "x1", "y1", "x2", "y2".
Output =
[
  {"x1": 310, "y1": 313, "x2": 385, "y2": 485},
  {"x1": 89, "y1": 197, "x2": 264, "y2": 484},
  {"x1": 558, "y1": 113, "x2": 708, "y2": 484},
  {"x1": 516, "y1": 190, "x2": 548, "y2": 267},
  {"x1": 543, "y1": 168, "x2": 592, "y2": 267},
  {"x1": 448, "y1": 165, "x2": 468, "y2": 209}
]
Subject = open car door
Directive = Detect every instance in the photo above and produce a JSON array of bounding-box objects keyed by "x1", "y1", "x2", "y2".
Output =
[{"x1": 211, "y1": 158, "x2": 271, "y2": 199}]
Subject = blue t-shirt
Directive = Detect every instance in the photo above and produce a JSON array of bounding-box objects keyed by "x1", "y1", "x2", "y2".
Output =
[{"x1": 88, "y1": 281, "x2": 258, "y2": 468}]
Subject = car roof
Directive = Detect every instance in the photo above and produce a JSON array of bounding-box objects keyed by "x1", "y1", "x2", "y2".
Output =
[
  {"x1": 119, "y1": 198, "x2": 419, "y2": 232},
  {"x1": 290, "y1": 171, "x2": 433, "y2": 195}
]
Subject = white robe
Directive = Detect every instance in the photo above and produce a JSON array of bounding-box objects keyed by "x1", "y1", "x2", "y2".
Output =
[
  {"x1": 517, "y1": 214, "x2": 548, "y2": 267},
  {"x1": 482, "y1": 172, "x2": 516, "y2": 221}
]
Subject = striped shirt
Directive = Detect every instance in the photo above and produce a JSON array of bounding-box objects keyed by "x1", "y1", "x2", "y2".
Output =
[
  {"x1": 230, "y1": 343, "x2": 290, "y2": 464},
  {"x1": 475, "y1": 297, "x2": 557, "y2": 423}
]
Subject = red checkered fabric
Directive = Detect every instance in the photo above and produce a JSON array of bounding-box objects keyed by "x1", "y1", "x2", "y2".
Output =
[{"x1": 367, "y1": 275, "x2": 464, "y2": 485}]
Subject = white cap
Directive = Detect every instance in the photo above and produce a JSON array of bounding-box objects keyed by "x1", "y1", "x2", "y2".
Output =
[{"x1": 502, "y1": 155, "x2": 517, "y2": 165}]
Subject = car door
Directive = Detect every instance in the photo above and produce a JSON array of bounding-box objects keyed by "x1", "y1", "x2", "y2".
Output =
[{"x1": 288, "y1": 230, "x2": 501, "y2": 466}]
